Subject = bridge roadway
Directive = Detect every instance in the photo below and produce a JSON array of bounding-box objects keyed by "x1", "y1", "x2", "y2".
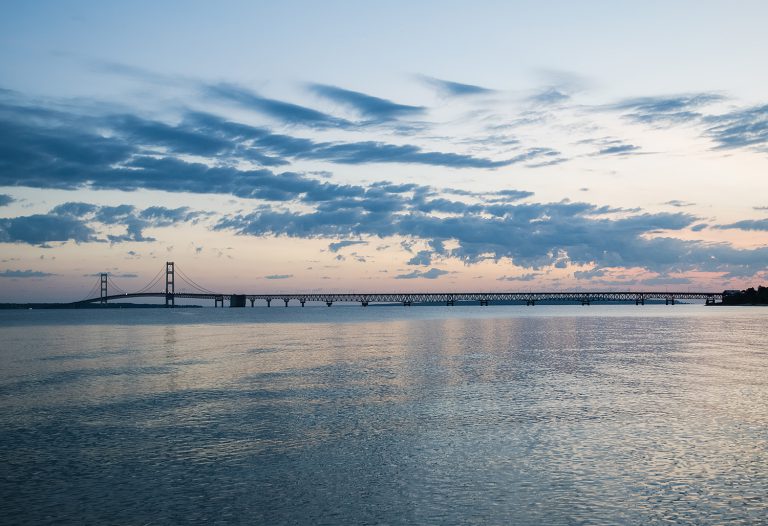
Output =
[{"x1": 73, "y1": 291, "x2": 723, "y2": 307}]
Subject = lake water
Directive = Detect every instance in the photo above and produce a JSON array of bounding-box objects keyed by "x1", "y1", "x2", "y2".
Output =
[{"x1": 1, "y1": 305, "x2": 766, "y2": 525}]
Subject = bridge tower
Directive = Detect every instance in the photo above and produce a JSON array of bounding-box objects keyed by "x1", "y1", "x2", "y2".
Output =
[
  {"x1": 165, "y1": 261, "x2": 175, "y2": 308},
  {"x1": 100, "y1": 273, "x2": 108, "y2": 305}
]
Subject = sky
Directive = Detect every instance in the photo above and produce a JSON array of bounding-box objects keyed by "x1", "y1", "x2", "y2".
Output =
[{"x1": 1, "y1": 0, "x2": 767, "y2": 302}]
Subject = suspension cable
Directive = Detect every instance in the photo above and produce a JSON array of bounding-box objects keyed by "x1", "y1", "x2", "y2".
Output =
[
  {"x1": 134, "y1": 266, "x2": 165, "y2": 294},
  {"x1": 79, "y1": 278, "x2": 101, "y2": 302},
  {"x1": 175, "y1": 266, "x2": 217, "y2": 294},
  {"x1": 107, "y1": 276, "x2": 127, "y2": 295}
]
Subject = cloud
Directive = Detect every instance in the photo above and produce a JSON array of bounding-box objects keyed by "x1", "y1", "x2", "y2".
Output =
[
  {"x1": 0, "y1": 214, "x2": 97, "y2": 245},
  {"x1": 704, "y1": 104, "x2": 768, "y2": 151},
  {"x1": 529, "y1": 88, "x2": 570, "y2": 105},
  {"x1": 419, "y1": 76, "x2": 494, "y2": 96},
  {"x1": 309, "y1": 84, "x2": 424, "y2": 121},
  {"x1": 0, "y1": 202, "x2": 207, "y2": 246},
  {"x1": 394, "y1": 268, "x2": 449, "y2": 279},
  {"x1": 595, "y1": 144, "x2": 641, "y2": 156},
  {"x1": 0, "y1": 194, "x2": 14, "y2": 206},
  {"x1": 264, "y1": 274, "x2": 293, "y2": 280},
  {"x1": 0, "y1": 98, "x2": 533, "y2": 196},
  {"x1": 0, "y1": 269, "x2": 56, "y2": 278},
  {"x1": 328, "y1": 240, "x2": 368, "y2": 252},
  {"x1": 204, "y1": 83, "x2": 352, "y2": 129},
  {"x1": 715, "y1": 219, "x2": 768, "y2": 231},
  {"x1": 664, "y1": 200, "x2": 696, "y2": 208},
  {"x1": 497, "y1": 273, "x2": 540, "y2": 281},
  {"x1": 140, "y1": 206, "x2": 205, "y2": 226},
  {"x1": 610, "y1": 93, "x2": 724, "y2": 124},
  {"x1": 406, "y1": 250, "x2": 433, "y2": 266}
]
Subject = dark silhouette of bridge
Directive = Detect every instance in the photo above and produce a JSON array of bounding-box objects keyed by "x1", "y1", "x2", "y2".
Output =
[{"x1": 71, "y1": 262, "x2": 724, "y2": 307}]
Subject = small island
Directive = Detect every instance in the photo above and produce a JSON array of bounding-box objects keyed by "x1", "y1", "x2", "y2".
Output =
[{"x1": 721, "y1": 286, "x2": 768, "y2": 305}]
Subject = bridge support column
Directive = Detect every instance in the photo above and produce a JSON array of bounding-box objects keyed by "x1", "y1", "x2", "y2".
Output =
[
  {"x1": 266, "y1": 298, "x2": 271, "y2": 307},
  {"x1": 249, "y1": 298, "x2": 255, "y2": 307},
  {"x1": 284, "y1": 298, "x2": 289, "y2": 307},
  {"x1": 636, "y1": 298, "x2": 645, "y2": 305},
  {"x1": 214, "y1": 296, "x2": 224, "y2": 308},
  {"x1": 300, "y1": 299, "x2": 305, "y2": 307},
  {"x1": 479, "y1": 299, "x2": 488, "y2": 306},
  {"x1": 665, "y1": 297, "x2": 675, "y2": 305},
  {"x1": 100, "y1": 273, "x2": 108, "y2": 305},
  {"x1": 403, "y1": 301, "x2": 411, "y2": 306},
  {"x1": 581, "y1": 300, "x2": 590, "y2": 306},
  {"x1": 447, "y1": 300, "x2": 454, "y2": 306},
  {"x1": 526, "y1": 300, "x2": 535, "y2": 306},
  {"x1": 361, "y1": 301, "x2": 368, "y2": 307},
  {"x1": 326, "y1": 301, "x2": 333, "y2": 307},
  {"x1": 165, "y1": 261, "x2": 175, "y2": 308}
]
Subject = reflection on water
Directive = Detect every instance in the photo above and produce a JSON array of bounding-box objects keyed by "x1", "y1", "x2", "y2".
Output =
[{"x1": 0, "y1": 306, "x2": 767, "y2": 524}]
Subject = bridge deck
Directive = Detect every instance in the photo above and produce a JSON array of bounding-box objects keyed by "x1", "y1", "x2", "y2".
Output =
[{"x1": 73, "y1": 291, "x2": 723, "y2": 305}]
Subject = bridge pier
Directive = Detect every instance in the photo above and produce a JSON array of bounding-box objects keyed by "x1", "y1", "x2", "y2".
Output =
[
  {"x1": 283, "y1": 298, "x2": 289, "y2": 307},
  {"x1": 249, "y1": 298, "x2": 255, "y2": 307},
  {"x1": 214, "y1": 296, "x2": 224, "y2": 308},
  {"x1": 361, "y1": 301, "x2": 369, "y2": 307},
  {"x1": 300, "y1": 299, "x2": 305, "y2": 307},
  {"x1": 447, "y1": 299, "x2": 455, "y2": 306},
  {"x1": 526, "y1": 300, "x2": 535, "y2": 306},
  {"x1": 581, "y1": 299, "x2": 590, "y2": 306},
  {"x1": 326, "y1": 301, "x2": 333, "y2": 307},
  {"x1": 635, "y1": 298, "x2": 645, "y2": 305},
  {"x1": 403, "y1": 301, "x2": 411, "y2": 306},
  {"x1": 665, "y1": 297, "x2": 675, "y2": 305},
  {"x1": 266, "y1": 298, "x2": 271, "y2": 307},
  {"x1": 479, "y1": 299, "x2": 489, "y2": 306}
]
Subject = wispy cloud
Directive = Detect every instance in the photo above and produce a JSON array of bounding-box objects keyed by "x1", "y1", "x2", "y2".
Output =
[
  {"x1": 0, "y1": 269, "x2": 56, "y2": 278},
  {"x1": 309, "y1": 84, "x2": 424, "y2": 121},
  {"x1": 419, "y1": 75, "x2": 494, "y2": 96},
  {"x1": 395, "y1": 268, "x2": 449, "y2": 279},
  {"x1": 328, "y1": 240, "x2": 368, "y2": 252},
  {"x1": 204, "y1": 83, "x2": 353, "y2": 129}
]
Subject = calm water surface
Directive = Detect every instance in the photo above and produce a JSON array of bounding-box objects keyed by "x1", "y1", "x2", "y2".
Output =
[{"x1": 1, "y1": 305, "x2": 766, "y2": 525}]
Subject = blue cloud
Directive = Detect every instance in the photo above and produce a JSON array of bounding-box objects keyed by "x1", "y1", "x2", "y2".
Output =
[
  {"x1": 0, "y1": 202, "x2": 207, "y2": 246},
  {"x1": 406, "y1": 250, "x2": 433, "y2": 266},
  {"x1": 420, "y1": 76, "x2": 494, "y2": 96},
  {"x1": 204, "y1": 83, "x2": 352, "y2": 129},
  {"x1": 395, "y1": 268, "x2": 449, "y2": 279},
  {"x1": 704, "y1": 104, "x2": 768, "y2": 151},
  {"x1": 610, "y1": 93, "x2": 724, "y2": 124},
  {"x1": 595, "y1": 144, "x2": 641, "y2": 156},
  {"x1": 0, "y1": 214, "x2": 97, "y2": 245},
  {"x1": 664, "y1": 200, "x2": 696, "y2": 207},
  {"x1": 529, "y1": 88, "x2": 570, "y2": 105},
  {"x1": 0, "y1": 269, "x2": 56, "y2": 278},
  {"x1": 497, "y1": 273, "x2": 540, "y2": 281},
  {"x1": 328, "y1": 240, "x2": 368, "y2": 252},
  {"x1": 309, "y1": 84, "x2": 424, "y2": 121},
  {"x1": 715, "y1": 219, "x2": 768, "y2": 231}
]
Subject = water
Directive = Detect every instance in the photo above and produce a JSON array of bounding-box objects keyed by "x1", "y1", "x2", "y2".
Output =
[{"x1": 1, "y1": 305, "x2": 766, "y2": 525}]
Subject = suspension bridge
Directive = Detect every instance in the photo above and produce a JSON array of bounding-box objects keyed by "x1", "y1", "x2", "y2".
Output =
[{"x1": 71, "y1": 262, "x2": 724, "y2": 307}]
